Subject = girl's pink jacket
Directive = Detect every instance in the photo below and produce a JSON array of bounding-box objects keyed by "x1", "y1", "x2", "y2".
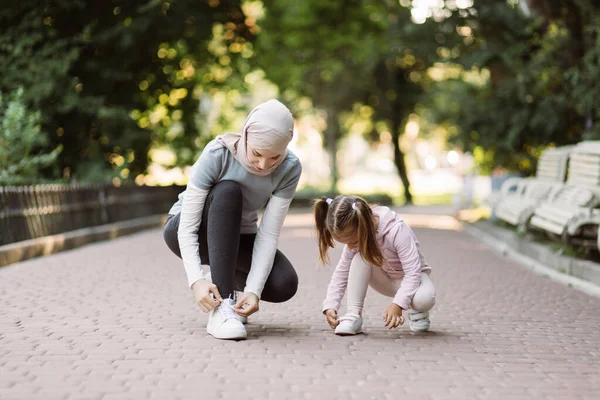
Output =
[{"x1": 322, "y1": 206, "x2": 432, "y2": 312}]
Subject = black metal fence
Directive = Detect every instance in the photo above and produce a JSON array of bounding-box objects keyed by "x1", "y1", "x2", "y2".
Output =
[{"x1": 0, "y1": 184, "x2": 183, "y2": 246}]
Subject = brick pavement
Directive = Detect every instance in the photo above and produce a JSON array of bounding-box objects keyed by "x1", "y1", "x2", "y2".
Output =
[{"x1": 1, "y1": 210, "x2": 599, "y2": 400}]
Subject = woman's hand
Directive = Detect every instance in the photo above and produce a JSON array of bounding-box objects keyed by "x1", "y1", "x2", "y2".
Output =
[
  {"x1": 383, "y1": 303, "x2": 404, "y2": 329},
  {"x1": 233, "y1": 292, "x2": 260, "y2": 317},
  {"x1": 324, "y1": 309, "x2": 339, "y2": 329},
  {"x1": 192, "y1": 279, "x2": 222, "y2": 313}
]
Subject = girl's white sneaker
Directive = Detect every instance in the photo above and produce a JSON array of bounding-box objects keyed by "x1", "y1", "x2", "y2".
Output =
[
  {"x1": 335, "y1": 313, "x2": 363, "y2": 335},
  {"x1": 408, "y1": 311, "x2": 430, "y2": 332}
]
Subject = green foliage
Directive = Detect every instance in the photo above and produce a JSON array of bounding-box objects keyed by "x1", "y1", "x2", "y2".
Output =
[
  {"x1": 568, "y1": 15, "x2": 600, "y2": 139},
  {"x1": 3, "y1": 0, "x2": 598, "y2": 186},
  {"x1": 424, "y1": 0, "x2": 600, "y2": 174},
  {"x1": 256, "y1": 0, "x2": 386, "y2": 104},
  {"x1": 254, "y1": 0, "x2": 389, "y2": 189},
  {"x1": 0, "y1": 88, "x2": 61, "y2": 184},
  {"x1": 0, "y1": 0, "x2": 252, "y2": 183},
  {"x1": 254, "y1": 0, "x2": 445, "y2": 197}
]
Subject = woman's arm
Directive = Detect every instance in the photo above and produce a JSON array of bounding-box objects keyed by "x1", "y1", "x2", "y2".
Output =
[
  {"x1": 244, "y1": 160, "x2": 302, "y2": 297},
  {"x1": 177, "y1": 145, "x2": 222, "y2": 288},
  {"x1": 177, "y1": 182, "x2": 210, "y2": 287}
]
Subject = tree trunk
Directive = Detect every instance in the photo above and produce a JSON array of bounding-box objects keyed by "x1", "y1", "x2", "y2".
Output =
[
  {"x1": 391, "y1": 118, "x2": 412, "y2": 204},
  {"x1": 325, "y1": 108, "x2": 339, "y2": 192}
]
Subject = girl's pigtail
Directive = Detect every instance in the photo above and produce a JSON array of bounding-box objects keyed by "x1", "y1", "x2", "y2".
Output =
[
  {"x1": 354, "y1": 198, "x2": 384, "y2": 268},
  {"x1": 313, "y1": 197, "x2": 334, "y2": 265}
]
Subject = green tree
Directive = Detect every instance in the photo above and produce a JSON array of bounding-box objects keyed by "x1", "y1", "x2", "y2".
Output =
[
  {"x1": 424, "y1": 0, "x2": 600, "y2": 174},
  {"x1": 360, "y1": 3, "x2": 435, "y2": 203},
  {"x1": 355, "y1": 2, "x2": 470, "y2": 202},
  {"x1": 255, "y1": 0, "x2": 467, "y2": 201},
  {"x1": 0, "y1": 0, "x2": 253, "y2": 183},
  {"x1": 255, "y1": 0, "x2": 386, "y2": 191},
  {"x1": 0, "y1": 88, "x2": 61, "y2": 184}
]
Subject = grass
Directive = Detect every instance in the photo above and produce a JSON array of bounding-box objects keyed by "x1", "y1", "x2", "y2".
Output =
[{"x1": 493, "y1": 220, "x2": 596, "y2": 261}]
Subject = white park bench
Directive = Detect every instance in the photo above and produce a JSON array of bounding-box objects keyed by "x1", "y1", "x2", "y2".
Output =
[
  {"x1": 535, "y1": 144, "x2": 573, "y2": 181},
  {"x1": 494, "y1": 179, "x2": 562, "y2": 229},
  {"x1": 529, "y1": 141, "x2": 600, "y2": 249},
  {"x1": 492, "y1": 145, "x2": 573, "y2": 229}
]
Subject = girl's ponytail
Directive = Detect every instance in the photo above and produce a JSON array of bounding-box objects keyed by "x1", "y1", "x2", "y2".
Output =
[
  {"x1": 313, "y1": 197, "x2": 334, "y2": 265},
  {"x1": 354, "y1": 198, "x2": 384, "y2": 268}
]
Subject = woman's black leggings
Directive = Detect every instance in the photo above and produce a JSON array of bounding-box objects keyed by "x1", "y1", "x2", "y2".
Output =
[{"x1": 163, "y1": 180, "x2": 298, "y2": 303}]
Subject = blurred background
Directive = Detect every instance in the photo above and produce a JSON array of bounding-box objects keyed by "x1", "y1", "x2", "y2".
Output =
[{"x1": 1, "y1": 0, "x2": 598, "y2": 209}]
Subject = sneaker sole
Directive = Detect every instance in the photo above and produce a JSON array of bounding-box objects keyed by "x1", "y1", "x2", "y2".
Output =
[
  {"x1": 409, "y1": 324, "x2": 430, "y2": 333},
  {"x1": 335, "y1": 329, "x2": 363, "y2": 336},
  {"x1": 207, "y1": 327, "x2": 247, "y2": 340}
]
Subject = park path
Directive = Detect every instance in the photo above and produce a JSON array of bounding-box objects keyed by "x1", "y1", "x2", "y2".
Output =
[{"x1": 1, "y1": 208, "x2": 599, "y2": 399}]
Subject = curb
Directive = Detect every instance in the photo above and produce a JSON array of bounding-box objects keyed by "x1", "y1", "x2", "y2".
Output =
[
  {"x1": 0, "y1": 214, "x2": 166, "y2": 268},
  {"x1": 463, "y1": 221, "x2": 600, "y2": 299}
]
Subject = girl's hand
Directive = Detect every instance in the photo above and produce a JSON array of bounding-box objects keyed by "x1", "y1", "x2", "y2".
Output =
[
  {"x1": 233, "y1": 292, "x2": 260, "y2": 317},
  {"x1": 383, "y1": 303, "x2": 404, "y2": 329},
  {"x1": 191, "y1": 279, "x2": 222, "y2": 313},
  {"x1": 324, "y1": 309, "x2": 339, "y2": 329}
]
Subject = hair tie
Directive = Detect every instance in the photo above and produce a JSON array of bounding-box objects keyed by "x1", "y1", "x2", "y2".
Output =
[
  {"x1": 326, "y1": 198, "x2": 333, "y2": 205},
  {"x1": 352, "y1": 203, "x2": 357, "y2": 210}
]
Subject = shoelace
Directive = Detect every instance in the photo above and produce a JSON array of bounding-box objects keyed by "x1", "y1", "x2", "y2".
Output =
[{"x1": 216, "y1": 300, "x2": 237, "y2": 321}]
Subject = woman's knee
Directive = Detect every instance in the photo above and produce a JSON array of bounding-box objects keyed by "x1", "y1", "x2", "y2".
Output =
[
  {"x1": 262, "y1": 267, "x2": 298, "y2": 303},
  {"x1": 206, "y1": 182, "x2": 243, "y2": 222},
  {"x1": 210, "y1": 180, "x2": 242, "y2": 202},
  {"x1": 279, "y1": 272, "x2": 299, "y2": 302},
  {"x1": 163, "y1": 215, "x2": 181, "y2": 258}
]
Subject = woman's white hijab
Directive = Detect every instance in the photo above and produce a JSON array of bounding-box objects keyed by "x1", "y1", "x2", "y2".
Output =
[{"x1": 216, "y1": 99, "x2": 294, "y2": 176}]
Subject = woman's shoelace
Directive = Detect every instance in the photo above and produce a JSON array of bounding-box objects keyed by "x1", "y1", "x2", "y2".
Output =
[{"x1": 217, "y1": 301, "x2": 237, "y2": 320}]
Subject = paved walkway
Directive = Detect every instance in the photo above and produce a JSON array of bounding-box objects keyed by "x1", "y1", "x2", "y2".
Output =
[{"x1": 1, "y1": 209, "x2": 599, "y2": 400}]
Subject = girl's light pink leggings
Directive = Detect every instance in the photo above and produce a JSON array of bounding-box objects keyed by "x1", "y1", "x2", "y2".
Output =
[{"x1": 346, "y1": 256, "x2": 436, "y2": 316}]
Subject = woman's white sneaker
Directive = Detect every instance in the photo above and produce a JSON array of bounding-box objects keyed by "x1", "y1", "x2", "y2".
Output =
[
  {"x1": 335, "y1": 313, "x2": 363, "y2": 336},
  {"x1": 207, "y1": 298, "x2": 247, "y2": 340},
  {"x1": 233, "y1": 291, "x2": 248, "y2": 324},
  {"x1": 408, "y1": 311, "x2": 430, "y2": 332}
]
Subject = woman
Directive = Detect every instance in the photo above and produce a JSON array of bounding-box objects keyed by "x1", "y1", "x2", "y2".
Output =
[{"x1": 163, "y1": 99, "x2": 302, "y2": 340}]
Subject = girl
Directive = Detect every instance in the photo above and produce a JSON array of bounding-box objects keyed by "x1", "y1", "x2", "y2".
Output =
[
  {"x1": 163, "y1": 99, "x2": 302, "y2": 340},
  {"x1": 314, "y1": 195, "x2": 435, "y2": 335}
]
